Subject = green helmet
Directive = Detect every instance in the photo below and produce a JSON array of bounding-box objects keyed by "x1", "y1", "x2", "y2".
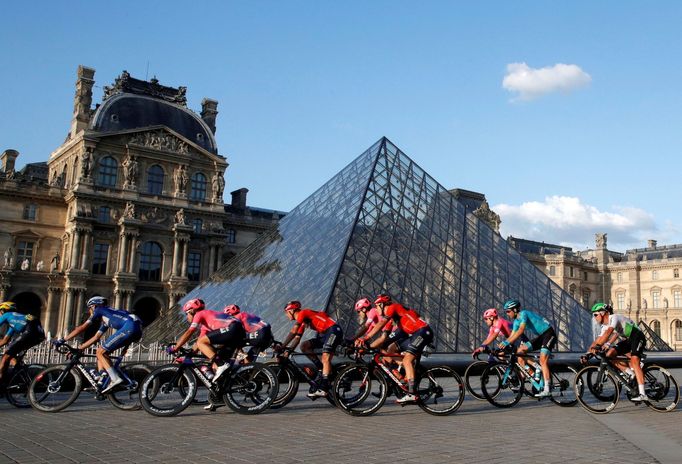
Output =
[{"x1": 591, "y1": 302, "x2": 607, "y2": 313}]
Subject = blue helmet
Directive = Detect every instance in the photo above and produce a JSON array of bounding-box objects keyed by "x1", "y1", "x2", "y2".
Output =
[
  {"x1": 87, "y1": 296, "x2": 107, "y2": 307},
  {"x1": 503, "y1": 299, "x2": 521, "y2": 312}
]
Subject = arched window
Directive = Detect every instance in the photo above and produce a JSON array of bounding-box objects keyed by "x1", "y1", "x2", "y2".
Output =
[
  {"x1": 548, "y1": 265, "x2": 556, "y2": 276},
  {"x1": 139, "y1": 242, "x2": 163, "y2": 281},
  {"x1": 97, "y1": 156, "x2": 118, "y2": 187},
  {"x1": 190, "y1": 172, "x2": 207, "y2": 201},
  {"x1": 651, "y1": 320, "x2": 661, "y2": 337},
  {"x1": 147, "y1": 165, "x2": 165, "y2": 195},
  {"x1": 674, "y1": 320, "x2": 682, "y2": 341}
]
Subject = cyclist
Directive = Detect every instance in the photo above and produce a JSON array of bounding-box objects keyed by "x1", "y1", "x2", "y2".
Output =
[
  {"x1": 361, "y1": 294, "x2": 433, "y2": 404},
  {"x1": 280, "y1": 300, "x2": 343, "y2": 398},
  {"x1": 0, "y1": 301, "x2": 46, "y2": 388},
  {"x1": 589, "y1": 302, "x2": 647, "y2": 402},
  {"x1": 223, "y1": 304, "x2": 272, "y2": 362},
  {"x1": 472, "y1": 308, "x2": 512, "y2": 358},
  {"x1": 499, "y1": 298, "x2": 556, "y2": 398},
  {"x1": 61, "y1": 296, "x2": 142, "y2": 394},
  {"x1": 168, "y1": 298, "x2": 245, "y2": 383},
  {"x1": 352, "y1": 297, "x2": 395, "y2": 350}
]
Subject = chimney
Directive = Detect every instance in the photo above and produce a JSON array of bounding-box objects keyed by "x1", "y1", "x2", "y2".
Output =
[
  {"x1": 201, "y1": 98, "x2": 219, "y2": 134},
  {"x1": 648, "y1": 240, "x2": 657, "y2": 249},
  {"x1": 70, "y1": 65, "x2": 96, "y2": 137},
  {"x1": 230, "y1": 188, "x2": 248, "y2": 209},
  {"x1": 1, "y1": 149, "x2": 19, "y2": 173}
]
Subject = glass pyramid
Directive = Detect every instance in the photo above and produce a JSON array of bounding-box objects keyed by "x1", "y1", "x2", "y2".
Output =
[{"x1": 145, "y1": 137, "x2": 593, "y2": 352}]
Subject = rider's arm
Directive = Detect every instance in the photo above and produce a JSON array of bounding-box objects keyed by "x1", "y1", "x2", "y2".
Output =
[
  {"x1": 591, "y1": 327, "x2": 614, "y2": 351},
  {"x1": 173, "y1": 326, "x2": 197, "y2": 350},
  {"x1": 64, "y1": 320, "x2": 92, "y2": 341},
  {"x1": 369, "y1": 331, "x2": 388, "y2": 350},
  {"x1": 353, "y1": 313, "x2": 369, "y2": 340},
  {"x1": 79, "y1": 329, "x2": 105, "y2": 350},
  {"x1": 281, "y1": 323, "x2": 303, "y2": 349},
  {"x1": 505, "y1": 323, "x2": 525, "y2": 345},
  {"x1": 0, "y1": 335, "x2": 9, "y2": 348}
]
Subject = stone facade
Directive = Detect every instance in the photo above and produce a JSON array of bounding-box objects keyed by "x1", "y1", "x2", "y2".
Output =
[{"x1": 0, "y1": 66, "x2": 283, "y2": 335}]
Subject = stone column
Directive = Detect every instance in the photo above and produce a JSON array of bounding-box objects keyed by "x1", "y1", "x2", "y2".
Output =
[
  {"x1": 125, "y1": 292, "x2": 133, "y2": 310},
  {"x1": 80, "y1": 231, "x2": 91, "y2": 270},
  {"x1": 72, "y1": 290, "x2": 84, "y2": 325},
  {"x1": 114, "y1": 290, "x2": 122, "y2": 309},
  {"x1": 63, "y1": 289, "x2": 75, "y2": 331},
  {"x1": 70, "y1": 230, "x2": 82, "y2": 271},
  {"x1": 172, "y1": 238, "x2": 181, "y2": 276},
  {"x1": 181, "y1": 240, "x2": 189, "y2": 278},
  {"x1": 127, "y1": 235, "x2": 138, "y2": 273},
  {"x1": 208, "y1": 246, "x2": 216, "y2": 274},
  {"x1": 118, "y1": 233, "x2": 129, "y2": 272}
]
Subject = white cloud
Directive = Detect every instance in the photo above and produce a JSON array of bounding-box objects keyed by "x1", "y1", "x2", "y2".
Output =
[
  {"x1": 493, "y1": 196, "x2": 659, "y2": 250},
  {"x1": 502, "y1": 62, "x2": 591, "y2": 101}
]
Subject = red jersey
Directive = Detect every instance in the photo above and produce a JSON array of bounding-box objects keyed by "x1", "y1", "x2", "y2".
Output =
[
  {"x1": 295, "y1": 309, "x2": 337, "y2": 335},
  {"x1": 383, "y1": 303, "x2": 427, "y2": 335}
]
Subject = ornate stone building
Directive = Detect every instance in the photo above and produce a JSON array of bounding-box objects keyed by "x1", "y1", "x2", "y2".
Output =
[
  {"x1": 510, "y1": 234, "x2": 682, "y2": 350},
  {"x1": 0, "y1": 66, "x2": 283, "y2": 336}
]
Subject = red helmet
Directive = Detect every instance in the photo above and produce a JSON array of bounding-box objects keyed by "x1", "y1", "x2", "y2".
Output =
[
  {"x1": 284, "y1": 300, "x2": 301, "y2": 311},
  {"x1": 354, "y1": 298, "x2": 372, "y2": 312},
  {"x1": 483, "y1": 308, "x2": 498, "y2": 319},
  {"x1": 374, "y1": 294, "x2": 391, "y2": 305},
  {"x1": 223, "y1": 304, "x2": 240, "y2": 316},
  {"x1": 182, "y1": 298, "x2": 205, "y2": 313}
]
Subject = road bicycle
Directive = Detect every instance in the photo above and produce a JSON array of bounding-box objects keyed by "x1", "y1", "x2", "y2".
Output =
[
  {"x1": 480, "y1": 349, "x2": 577, "y2": 408},
  {"x1": 464, "y1": 349, "x2": 519, "y2": 401},
  {"x1": 139, "y1": 345, "x2": 278, "y2": 416},
  {"x1": 332, "y1": 347, "x2": 465, "y2": 416},
  {"x1": 27, "y1": 342, "x2": 150, "y2": 412},
  {"x1": 574, "y1": 351, "x2": 679, "y2": 414},
  {"x1": 1, "y1": 351, "x2": 46, "y2": 408}
]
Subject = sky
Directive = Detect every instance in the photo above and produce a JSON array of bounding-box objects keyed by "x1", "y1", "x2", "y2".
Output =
[{"x1": 1, "y1": 2, "x2": 681, "y2": 252}]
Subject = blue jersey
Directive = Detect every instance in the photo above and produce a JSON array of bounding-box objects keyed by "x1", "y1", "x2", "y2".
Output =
[
  {"x1": 87, "y1": 307, "x2": 138, "y2": 333},
  {"x1": 512, "y1": 310, "x2": 551, "y2": 338},
  {"x1": 0, "y1": 311, "x2": 36, "y2": 337}
]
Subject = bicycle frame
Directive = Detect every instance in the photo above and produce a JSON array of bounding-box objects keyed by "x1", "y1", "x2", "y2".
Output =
[{"x1": 590, "y1": 353, "x2": 638, "y2": 395}]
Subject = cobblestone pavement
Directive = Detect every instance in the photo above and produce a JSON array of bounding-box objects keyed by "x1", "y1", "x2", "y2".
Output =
[{"x1": 1, "y1": 371, "x2": 681, "y2": 464}]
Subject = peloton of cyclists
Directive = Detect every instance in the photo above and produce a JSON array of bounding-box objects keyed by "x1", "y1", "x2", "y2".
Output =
[{"x1": 0, "y1": 301, "x2": 46, "y2": 389}]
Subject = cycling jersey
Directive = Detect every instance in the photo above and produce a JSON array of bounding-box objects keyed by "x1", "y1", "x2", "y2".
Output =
[
  {"x1": 382, "y1": 303, "x2": 427, "y2": 335},
  {"x1": 512, "y1": 310, "x2": 551, "y2": 338},
  {"x1": 605, "y1": 314, "x2": 640, "y2": 338},
  {"x1": 487, "y1": 318, "x2": 512, "y2": 340},
  {"x1": 365, "y1": 307, "x2": 393, "y2": 333},
  {"x1": 190, "y1": 310, "x2": 237, "y2": 337},
  {"x1": 87, "y1": 307, "x2": 140, "y2": 333},
  {"x1": 294, "y1": 309, "x2": 337, "y2": 335},
  {"x1": 0, "y1": 311, "x2": 38, "y2": 337},
  {"x1": 233, "y1": 312, "x2": 269, "y2": 333}
]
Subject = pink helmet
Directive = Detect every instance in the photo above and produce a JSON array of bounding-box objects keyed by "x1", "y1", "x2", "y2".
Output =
[
  {"x1": 354, "y1": 298, "x2": 372, "y2": 312},
  {"x1": 182, "y1": 298, "x2": 205, "y2": 313},
  {"x1": 223, "y1": 304, "x2": 240, "y2": 316},
  {"x1": 483, "y1": 308, "x2": 498, "y2": 319}
]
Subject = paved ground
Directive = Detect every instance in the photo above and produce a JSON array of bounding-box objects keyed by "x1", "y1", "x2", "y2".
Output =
[{"x1": 1, "y1": 370, "x2": 681, "y2": 464}]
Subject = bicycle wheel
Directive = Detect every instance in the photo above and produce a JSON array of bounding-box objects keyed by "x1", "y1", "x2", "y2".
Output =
[
  {"x1": 464, "y1": 360, "x2": 489, "y2": 401},
  {"x1": 5, "y1": 364, "x2": 46, "y2": 408},
  {"x1": 333, "y1": 363, "x2": 388, "y2": 417},
  {"x1": 641, "y1": 365, "x2": 680, "y2": 412},
  {"x1": 549, "y1": 365, "x2": 578, "y2": 407},
  {"x1": 139, "y1": 365, "x2": 197, "y2": 417},
  {"x1": 223, "y1": 363, "x2": 278, "y2": 414},
  {"x1": 574, "y1": 365, "x2": 619, "y2": 414},
  {"x1": 480, "y1": 363, "x2": 523, "y2": 408},
  {"x1": 265, "y1": 362, "x2": 299, "y2": 409},
  {"x1": 417, "y1": 365, "x2": 465, "y2": 416},
  {"x1": 28, "y1": 366, "x2": 82, "y2": 413},
  {"x1": 108, "y1": 364, "x2": 151, "y2": 411}
]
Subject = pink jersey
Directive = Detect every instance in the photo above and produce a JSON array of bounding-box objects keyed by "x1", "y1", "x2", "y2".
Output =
[
  {"x1": 233, "y1": 312, "x2": 269, "y2": 333},
  {"x1": 190, "y1": 310, "x2": 237, "y2": 337},
  {"x1": 487, "y1": 318, "x2": 512, "y2": 340},
  {"x1": 365, "y1": 307, "x2": 393, "y2": 333}
]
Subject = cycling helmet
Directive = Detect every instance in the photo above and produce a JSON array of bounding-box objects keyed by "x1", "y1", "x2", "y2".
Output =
[
  {"x1": 284, "y1": 300, "x2": 301, "y2": 311},
  {"x1": 86, "y1": 296, "x2": 107, "y2": 307},
  {"x1": 354, "y1": 298, "x2": 372, "y2": 312},
  {"x1": 224, "y1": 304, "x2": 240, "y2": 316},
  {"x1": 374, "y1": 294, "x2": 391, "y2": 305},
  {"x1": 182, "y1": 298, "x2": 205, "y2": 313},
  {"x1": 483, "y1": 308, "x2": 498, "y2": 319},
  {"x1": 503, "y1": 299, "x2": 521, "y2": 311},
  {"x1": 0, "y1": 301, "x2": 16, "y2": 313},
  {"x1": 591, "y1": 302, "x2": 609, "y2": 313}
]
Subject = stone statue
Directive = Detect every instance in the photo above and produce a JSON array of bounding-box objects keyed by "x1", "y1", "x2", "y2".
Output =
[
  {"x1": 122, "y1": 147, "x2": 138, "y2": 188},
  {"x1": 174, "y1": 165, "x2": 188, "y2": 194},
  {"x1": 3, "y1": 248, "x2": 14, "y2": 269},
  {"x1": 595, "y1": 233, "x2": 607, "y2": 249},
  {"x1": 81, "y1": 149, "x2": 92, "y2": 178},
  {"x1": 50, "y1": 252, "x2": 60, "y2": 272},
  {"x1": 20, "y1": 258, "x2": 29, "y2": 271},
  {"x1": 212, "y1": 163, "x2": 225, "y2": 202},
  {"x1": 175, "y1": 208, "x2": 186, "y2": 225},
  {"x1": 123, "y1": 201, "x2": 136, "y2": 219},
  {"x1": 36, "y1": 260, "x2": 44, "y2": 272}
]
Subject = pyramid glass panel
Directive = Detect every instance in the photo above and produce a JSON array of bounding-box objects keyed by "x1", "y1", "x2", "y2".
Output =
[{"x1": 145, "y1": 137, "x2": 593, "y2": 351}]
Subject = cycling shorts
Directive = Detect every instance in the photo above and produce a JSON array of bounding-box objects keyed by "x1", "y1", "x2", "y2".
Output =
[
  {"x1": 5, "y1": 321, "x2": 45, "y2": 357},
  {"x1": 308, "y1": 324, "x2": 343, "y2": 354},
  {"x1": 614, "y1": 329, "x2": 646, "y2": 357},
  {"x1": 387, "y1": 329, "x2": 410, "y2": 347},
  {"x1": 101, "y1": 319, "x2": 143, "y2": 352},
  {"x1": 397, "y1": 326, "x2": 433, "y2": 356},
  {"x1": 206, "y1": 322, "x2": 246, "y2": 349},
  {"x1": 528, "y1": 327, "x2": 557, "y2": 354},
  {"x1": 244, "y1": 326, "x2": 274, "y2": 352}
]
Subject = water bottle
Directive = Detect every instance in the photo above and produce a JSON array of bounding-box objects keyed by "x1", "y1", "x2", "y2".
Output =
[
  {"x1": 88, "y1": 367, "x2": 101, "y2": 382},
  {"x1": 200, "y1": 365, "x2": 215, "y2": 380}
]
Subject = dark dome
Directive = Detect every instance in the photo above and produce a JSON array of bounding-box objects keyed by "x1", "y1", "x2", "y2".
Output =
[{"x1": 90, "y1": 94, "x2": 217, "y2": 154}]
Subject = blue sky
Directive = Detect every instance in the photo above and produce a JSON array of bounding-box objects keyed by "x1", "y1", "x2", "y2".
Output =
[{"x1": 1, "y1": 2, "x2": 681, "y2": 252}]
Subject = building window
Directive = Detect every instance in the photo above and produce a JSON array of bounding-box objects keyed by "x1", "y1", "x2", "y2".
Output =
[
  {"x1": 97, "y1": 156, "x2": 118, "y2": 187},
  {"x1": 674, "y1": 290, "x2": 681, "y2": 308},
  {"x1": 582, "y1": 290, "x2": 590, "y2": 308},
  {"x1": 92, "y1": 243, "x2": 109, "y2": 275},
  {"x1": 23, "y1": 204, "x2": 37, "y2": 221},
  {"x1": 98, "y1": 206, "x2": 111, "y2": 224},
  {"x1": 192, "y1": 218, "x2": 203, "y2": 234},
  {"x1": 651, "y1": 320, "x2": 661, "y2": 337},
  {"x1": 147, "y1": 165, "x2": 164, "y2": 195},
  {"x1": 569, "y1": 267, "x2": 574, "y2": 278},
  {"x1": 190, "y1": 172, "x2": 207, "y2": 201},
  {"x1": 187, "y1": 251, "x2": 201, "y2": 281},
  {"x1": 675, "y1": 268, "x2": 680, "y2": 279},
  {"x1": 652, "y1": 270, "x2": 658, "y2": 281},
  {"x1": 139, "y1": 241, "x2": 163, "y2": 281},
  {"x1": 617, "y1": 293, "x2": 625, "y2": 311},
  {"x1": 548, "y1": 265, "x2": 556, "y2": 276},
  {"x1": 652, "y1": 291, "x2": 660, "y2": 309},
  {"x1": 675, "y1": 320, "x2": 682, "y2": 341},
  {"x1": 569, "y1": 284, "x2": 576, "y2": 299},
  {"x1": 583, "y1": 271, "x2": 588, "y2": 281},
  {"x1": 226, "y1": 229, "x2": 236, "y2": 244},
  {"x1": 16, "y1": 241, "x2": 35, "y2": 268},
  {"x1": 617, "y1": 272, "x2": 622, "y2": 283}
]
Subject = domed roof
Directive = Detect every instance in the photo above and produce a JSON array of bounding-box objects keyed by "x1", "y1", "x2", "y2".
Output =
[{"x1": 90, "y1": 93, "x2": 217, "y2": 154}]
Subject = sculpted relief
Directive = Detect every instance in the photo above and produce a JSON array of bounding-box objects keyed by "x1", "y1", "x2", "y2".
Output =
[{"x1": 129, "y1": 130, "x2": 189, "y2": 154}]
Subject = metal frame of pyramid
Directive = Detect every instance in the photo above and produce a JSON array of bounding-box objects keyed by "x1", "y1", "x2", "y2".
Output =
[{"x1": 145, "y1": 137, "x2": 594, "y2": 352}]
